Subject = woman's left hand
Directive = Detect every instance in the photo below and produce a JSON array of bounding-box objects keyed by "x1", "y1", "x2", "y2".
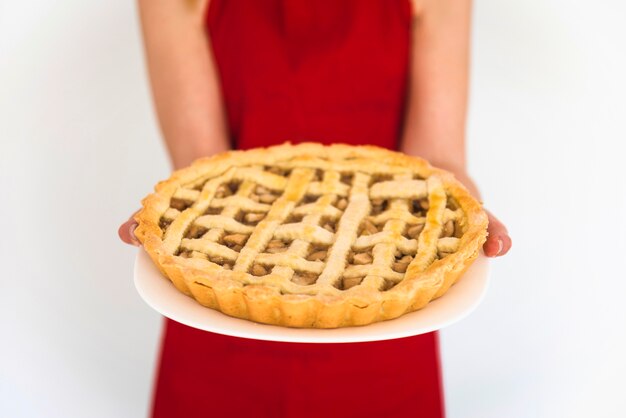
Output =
[
  {"x1": 440, "y1": 169, "x2": 512, "y2": 258},
  {"x1": 483, "y1": 209, "x2": 512, "y2": 257}
]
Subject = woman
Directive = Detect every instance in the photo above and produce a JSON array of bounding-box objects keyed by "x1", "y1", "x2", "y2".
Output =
[{"x1": 120, "y1": 0, "x2": 512, "y2": 416}]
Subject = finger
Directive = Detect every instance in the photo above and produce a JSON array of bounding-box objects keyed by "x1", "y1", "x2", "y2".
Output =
[
  {"x1": 499, "y1": 233, "x2": 512, "y2": 256},
  {"x1": 483, "y1": 233, "x2": 502, "y2": 257},
  {"x1": 483, "y1": 211, "x2": 511, "y2": 257},
  {"x1": 118, "y1": 218, "x2": 141, "y2": 247}
]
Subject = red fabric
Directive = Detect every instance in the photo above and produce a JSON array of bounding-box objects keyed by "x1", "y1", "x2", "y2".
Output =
[{"x1": 152, "y1": 1, "x2": 445, "y2": 417}]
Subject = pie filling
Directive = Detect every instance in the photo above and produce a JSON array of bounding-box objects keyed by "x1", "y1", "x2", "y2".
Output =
[{"x1": 159, "y1": 164, "x2": 466, "y2": 294}]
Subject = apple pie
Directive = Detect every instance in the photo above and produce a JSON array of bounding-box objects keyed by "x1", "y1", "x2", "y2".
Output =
[{"x1": 135, "y1": 143, "x2": 488, "y2": 328}]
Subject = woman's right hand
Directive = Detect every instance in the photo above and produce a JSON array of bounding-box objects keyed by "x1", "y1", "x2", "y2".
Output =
[{"x1": 118, "y1": 211, "x2": 141, "y2": 247}]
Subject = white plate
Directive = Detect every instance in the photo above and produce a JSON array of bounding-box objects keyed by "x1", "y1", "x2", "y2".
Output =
[{"x1": 134, "y1": 250, "x2": 489, "y2": 343}]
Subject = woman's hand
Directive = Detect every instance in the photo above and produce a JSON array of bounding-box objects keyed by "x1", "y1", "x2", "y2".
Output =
[
  {"x1": 483, "y1": 209, "x2": 512, "y2": 258},
  {"x1": 447, "y1": 170, "x2": 512, "y2": 258},
  {"x1": 118, "y1": 211, "x2": 141, "y2": 247}
]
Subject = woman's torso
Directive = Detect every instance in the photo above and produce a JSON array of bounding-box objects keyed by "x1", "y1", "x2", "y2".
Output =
[
  {"x1": 208, "y1": 0, "x2": 411, "y2": 150},
  {"x1": 152, "y1": 1, "x2": 445, "y2": 417}
]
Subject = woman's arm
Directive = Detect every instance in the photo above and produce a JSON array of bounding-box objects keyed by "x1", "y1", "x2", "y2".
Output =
[
  {"x1": 119, "y1": 0, "x2": 229, "y2": 245},
  {"x1": 401, "y1": 0, "x2": 511, "y2": 257},
  {"x1": 138, "y1": 0, "x2": 229, "y2": 169},
  {"x1": 401, "y1": 0, "x2": 470, "y2": 173}
]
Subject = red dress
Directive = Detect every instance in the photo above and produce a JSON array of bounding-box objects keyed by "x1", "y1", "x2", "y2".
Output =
[{"x1": 152, "y1": 1, "x2": 445, "y2": 417}]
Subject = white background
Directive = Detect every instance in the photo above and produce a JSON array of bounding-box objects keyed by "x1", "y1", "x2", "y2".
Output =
[{"x1": 1, "y1": 1, "x2": 625, "y2": 417}]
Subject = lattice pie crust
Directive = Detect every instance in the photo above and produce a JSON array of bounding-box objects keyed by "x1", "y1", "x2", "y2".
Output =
[{"x1": 135, "y1": 143, "x2": 488, "y2": 328}]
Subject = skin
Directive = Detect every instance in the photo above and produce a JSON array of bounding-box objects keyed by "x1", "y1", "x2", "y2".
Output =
[{"x1": 119, "y1": 0, "x2": 512, "y2": 257}]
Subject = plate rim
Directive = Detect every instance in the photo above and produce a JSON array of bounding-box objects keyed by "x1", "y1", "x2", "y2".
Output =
[{"x1": 134, "y1": 250, "x2": 489, "y2": 343}]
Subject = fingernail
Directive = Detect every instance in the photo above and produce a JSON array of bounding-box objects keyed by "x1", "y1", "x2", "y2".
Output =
[
  {"x1": 129, "y1": 224, "x2": 140, "y2": 247},
  {"x1": 496, "y1": 238, "x2": 503, "y2": 255}
]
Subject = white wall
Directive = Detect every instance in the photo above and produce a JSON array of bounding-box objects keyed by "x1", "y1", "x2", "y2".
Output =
[
  {"x1": 1, "y1": 1, "x2": 624, "y2": 417},
  {"x1": 442, "y1": 1, "x2": 626, "y2": 417},
  {"x1": 0, "y1": 1, "x2": 166, "y2": 417}
]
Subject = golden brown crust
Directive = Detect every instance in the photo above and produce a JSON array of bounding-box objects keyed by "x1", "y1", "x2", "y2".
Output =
[{"x1": 135, "y1": 142, "x2": 488, "y2": 328}]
